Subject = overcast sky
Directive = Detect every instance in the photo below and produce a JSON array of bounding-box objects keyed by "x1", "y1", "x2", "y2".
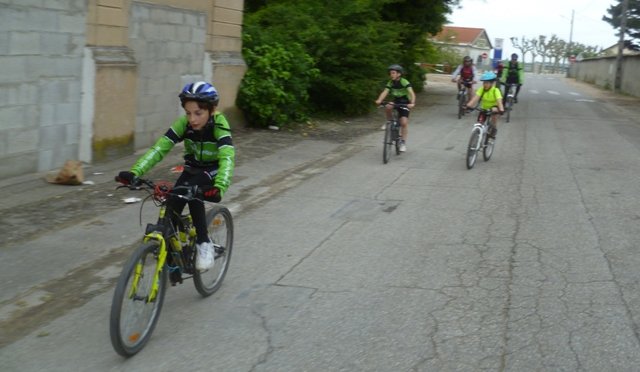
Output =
[{"x1": 448, "y1": 0, "x2": 620, "y2": 60}]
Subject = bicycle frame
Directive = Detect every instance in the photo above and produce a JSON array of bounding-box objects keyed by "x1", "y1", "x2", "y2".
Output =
[
  {"x1": 135, "y1": 206, "x2": 171, "y2": 303},
  {"x1": 466, "y1": 108, "x2": 496, "y2": 169},
  {"x1": 126, "y1": 185, "x2": 196, "y2": 303},
  {"x1": 381, "y1": 102, "x2": 408, "y2": 163}
]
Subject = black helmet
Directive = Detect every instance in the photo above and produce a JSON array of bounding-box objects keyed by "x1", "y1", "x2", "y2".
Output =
[
  {"x1": 511, "y1": 53, "x2": 518, "y2": 60},
  {"x1": 463, "y1": 56, "x2": 472, "y2": 62},
  {"x1": 388, "y1": 64, "x2": 404, "y2": 73},
  {"x1": 179, "y1": 81, "x2": 219, "y2": 105}
]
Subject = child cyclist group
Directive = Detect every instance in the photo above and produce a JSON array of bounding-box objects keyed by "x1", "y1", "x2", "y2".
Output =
[
  {"x1": 114, "y1": 56, "x2": 522, "y2": 252},
  {"x1": 376, "y1": 53, "x2": 523, "y2": 148},
  {"x1": 464, "y1": 52, "x2": 523, "y2": 139}
]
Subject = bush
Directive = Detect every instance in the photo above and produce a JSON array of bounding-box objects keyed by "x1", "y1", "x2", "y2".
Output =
[{"x1": 236, "y1": 42, "x2": 319, "y2": 128}]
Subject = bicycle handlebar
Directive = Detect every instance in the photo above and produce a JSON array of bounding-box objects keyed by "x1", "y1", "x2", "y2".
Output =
[
  {"x1": 378, "y1": 102, "x2": 410, "y2": 111},
  {"x1": 466, "y1": 107, "x2": 499, "y2": 115},
  {"x1": 116, "y1": 178, "x2": 204, "y2": 202}
]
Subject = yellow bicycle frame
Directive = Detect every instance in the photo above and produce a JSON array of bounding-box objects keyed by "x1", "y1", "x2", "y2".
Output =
[{"x1": 128, "y1": 206, "x2": 169, "y2": 303}]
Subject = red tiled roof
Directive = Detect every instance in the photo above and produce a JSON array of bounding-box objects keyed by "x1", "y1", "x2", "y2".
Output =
[{"x1": 432, "y1": 26, "x2": 486, "y2": 45}]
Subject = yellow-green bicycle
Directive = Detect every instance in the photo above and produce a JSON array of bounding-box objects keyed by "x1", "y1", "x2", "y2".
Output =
[{"x1": 109, "y1": 178, "x2": 233, "y2": 357}]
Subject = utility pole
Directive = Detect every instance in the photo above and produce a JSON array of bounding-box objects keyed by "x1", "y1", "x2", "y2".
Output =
[
  {"x1": 615, "y1": 0, "x2": 629, "y2": 93},
  {"x1": 568, "y1": 10, "x2": 574, "y2": 51},
  {"x1": 566, "y1": 9, "x2": 574, "y2": 67}
]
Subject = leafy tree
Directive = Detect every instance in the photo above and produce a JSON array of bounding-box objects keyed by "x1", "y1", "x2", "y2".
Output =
[
  {"x1": 240, "y1": 0, "x2": 457, "y2": 124},
  {"x1": 236, "y1": 41, "x2": 319, "y2": 128},
  {"x1": 535, "y1": 35, "x2": 553, "y2": 72},
  {"x1": 528, "y1": 38, "x2": 539, "y2": 67},
  {"x1": 381, "y1": 0, "x2": 459, "y2": 87},
  {"x1": 549, "y1": 36, "x2": 567, "y2": 72},
  {"x1": 568, "y1": 43, "x2": 601, "y2": 59},
  {"x1": 603, "y1": 0, "x2": 640, "y2": 50},
  {"x1": 243, "y1": 1, "x2": 403, "y2": 117}
]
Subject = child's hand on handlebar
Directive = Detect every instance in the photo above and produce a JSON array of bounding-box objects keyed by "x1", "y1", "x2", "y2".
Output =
[{"x1": 115, "y1": 171, "x2": 138, "y2": 185}]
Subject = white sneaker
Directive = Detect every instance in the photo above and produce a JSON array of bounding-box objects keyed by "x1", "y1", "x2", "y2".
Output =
[
  {"x1": 399, "y1": 141, "x2": 407, "y2": 152},
  {"x1": 380, "y1": 123, "x2": 387, "y2": 130},
  {"x1": 196, "y1": 241, "x2": 214, "y2": 271}
]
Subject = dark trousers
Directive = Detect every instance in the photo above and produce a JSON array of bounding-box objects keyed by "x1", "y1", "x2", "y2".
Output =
[{"x1": 166, "y1": 170, "x2": 215, "y2": 244}]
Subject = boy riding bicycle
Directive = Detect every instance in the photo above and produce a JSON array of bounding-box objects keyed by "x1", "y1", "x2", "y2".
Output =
[
  {"x1": 116, "y1": 81, "x2": 235, "y2": 271},
  {"x1": 375, "y1": 64, "x2": 416, "y2": 152},
  {"x1": 466, "y1": 71, "x2": 504, "y2": 139}
]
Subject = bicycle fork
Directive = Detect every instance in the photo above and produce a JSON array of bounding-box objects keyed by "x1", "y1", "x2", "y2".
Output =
[
  {"x1": 472, "y1": 123, "x2": 485, "y2": 150},
  {"x1": 128, "y1": 232, "x2": 168, "y2": 303}
]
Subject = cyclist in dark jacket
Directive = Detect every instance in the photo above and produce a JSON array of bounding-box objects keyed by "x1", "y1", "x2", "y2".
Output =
[{"x1": 116, "y1": 81, "x2": 235, "y2": 271}]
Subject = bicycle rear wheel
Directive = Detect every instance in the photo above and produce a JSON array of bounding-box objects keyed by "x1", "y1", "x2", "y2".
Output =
[
  {"x1": 382, "y1": 122, "x2": 391, "y2": 164},
  {"x1": 483, "y1": 133, "x2": 494, "y2": 161},
  {"x1": 466, "y1": 128, "x2": 481, "y2": 169},
  {"x1": 110, "y1": 241, "x2": 167, "y2": 357},
  {"x1": 194, "y1": 206, "x2": 234, "y2": 297}
]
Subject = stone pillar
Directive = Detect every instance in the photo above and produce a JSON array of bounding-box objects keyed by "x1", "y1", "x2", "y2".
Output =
[{"x1": 91, "y1": 47, "x2": 138, "y2": 162}]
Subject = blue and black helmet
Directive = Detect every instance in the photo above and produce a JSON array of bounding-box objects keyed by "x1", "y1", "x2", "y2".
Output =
[
  {"x1": 480, "y1": 71, "x2": 497, "y2": 81},
  {"x1": 179, "y1": 81, "x2": 219, "y2": 105}
]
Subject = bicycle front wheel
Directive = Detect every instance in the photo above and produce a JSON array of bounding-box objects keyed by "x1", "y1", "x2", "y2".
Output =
[
  {"x1": 194, "y1": 206, "x2": 234, "y2": 297},
  {"x1": 110, "y1": 241, "x2": 168, "y2": 357},
  {"x1": 483, "y1": 133, "x2": 494, "y2": 161},
  {"x1": 382, "y1": 122, "x2": 391, "y2": 164},
  {"x1": 505, "y1": 98, "x2": 512, "y2": 123},
  {"x1": 466, "y1": 128, "x2": 481, "y2": 169},
  {"x1": 457, "y1": 91, "x2": 466, "y2": 119}
]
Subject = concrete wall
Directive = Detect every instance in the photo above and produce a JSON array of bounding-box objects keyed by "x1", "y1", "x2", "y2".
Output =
[
  {"x1": 0, "y1": 1, "x2": 87, "y2": 177},
  {"x1": 0, "y1": 0, "x2": 245, "y2": 179},
  {"x1": 567, "y1": 55, "x2": 640, "y2": 98},
  {"x1": 129, "y1": 3, "x2": 209, "y2": 150}
]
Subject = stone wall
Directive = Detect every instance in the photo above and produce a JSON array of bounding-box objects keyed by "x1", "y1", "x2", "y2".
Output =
[
  {"x1": 0, "y1": 1, "x2": 87, "y2": 177},
  {"x1": 567, "y1": 55, "x2": 640, "y2": 98},
  {"x1": 0, "y1": 0, "x2": 245, "y2": 179}
]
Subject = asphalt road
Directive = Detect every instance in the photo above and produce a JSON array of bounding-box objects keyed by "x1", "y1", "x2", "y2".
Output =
[{"x1": 2, "y1": 73, "x2": 640, "y2": 371}]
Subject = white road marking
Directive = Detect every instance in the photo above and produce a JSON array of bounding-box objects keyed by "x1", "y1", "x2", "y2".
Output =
[
  {"x1": 569, "y1": 92, "x2": 581, "y2": 96},
  {"x1": 575, "y1": 99, "x2": 596, "y2": 102},
  {"x1": 548, "y1": 90, "x2": 560, "y2": 95},
  {"x1": 529, "y1": 90, "x2": 539, "y2": 94}
]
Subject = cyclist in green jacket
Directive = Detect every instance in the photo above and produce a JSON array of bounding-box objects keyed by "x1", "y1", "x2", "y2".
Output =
[
  {"x1": 375, "y1": 64, "x2": 416, "y2": 152},
  {"x1": 500, "y1": 53, "x2": 524, "y2": 103},
  {"x1": 116, "y1": 81, "x2": 235, "y2": 271}
]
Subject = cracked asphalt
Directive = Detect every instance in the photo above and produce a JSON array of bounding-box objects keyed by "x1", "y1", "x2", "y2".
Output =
[{"x1": 2, "y1": 73, "x2": 640, "y2": 371}]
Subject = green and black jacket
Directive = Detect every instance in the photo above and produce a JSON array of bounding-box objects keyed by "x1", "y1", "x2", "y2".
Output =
[
  {"x1": 385, "y1": 77, "x2": 412, "y2": 104},
  {"x1": 131, "y1": 112, "x2": 235, "y2": 196}
]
